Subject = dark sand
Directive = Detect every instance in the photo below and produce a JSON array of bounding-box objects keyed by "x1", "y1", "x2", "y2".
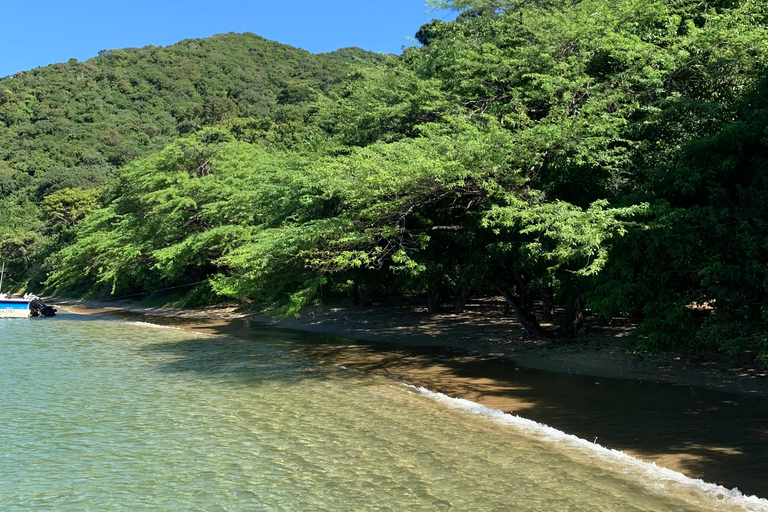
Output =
[{"x1": 50, "y1": 298, "x2": 768, "y2": 498}]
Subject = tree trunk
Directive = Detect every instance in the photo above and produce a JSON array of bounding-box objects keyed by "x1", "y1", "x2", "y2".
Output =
[
  {"x1": 427, "y1": 289, "x2": 441, "y2": 314},
  {"x1": 498, "y1": 287, "x2": 546, "y2": 338},
  {"x1": 352, "y1": 280, "x2": 360, "y2": 306},
  {"x1": 541, "y1": 287, "x2": 554, "y2": 322},
  {"x1": 561, "y1": 296, "x2": 583, "y2": 338},
  {"x1": 453, "y1": 284, "x2": 469, "y2": 314}
]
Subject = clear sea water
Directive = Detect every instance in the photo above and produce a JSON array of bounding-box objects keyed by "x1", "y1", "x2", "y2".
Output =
[{"x1": 1, "y1": 314, "x2": 765, "y2": 511}]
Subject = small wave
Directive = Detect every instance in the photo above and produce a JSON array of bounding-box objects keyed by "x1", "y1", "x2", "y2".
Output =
[
  {"x1": 410, "y1": 386, "x2": 768, "y2": 511},
  {"x1": 121, "y1": 320, "x2": 185, "y2": 330},
  {"x1": 333, "y1": 364, "x2": 365, "y2": 373},
  {"x1": 119, "y1": 320, "x2": 218, "y2": 338}
]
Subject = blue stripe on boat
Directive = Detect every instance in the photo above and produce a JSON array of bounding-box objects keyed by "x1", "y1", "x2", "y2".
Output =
[{"x1": 0, "y1": 302, "x2": 29, "y2": 310}]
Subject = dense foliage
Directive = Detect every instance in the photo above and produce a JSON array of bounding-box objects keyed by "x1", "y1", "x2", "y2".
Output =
[{"x1": 5, "y1": 1, "x2": 768, "y2": 361}]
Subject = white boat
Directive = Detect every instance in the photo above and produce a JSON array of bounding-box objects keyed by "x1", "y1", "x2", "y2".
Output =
[
  {"x1": 0, "y1": 263, "x2": 56, "y2": 318},
  {"x1": 0, "y1": 294, "x2": 34, "y2": 318}
]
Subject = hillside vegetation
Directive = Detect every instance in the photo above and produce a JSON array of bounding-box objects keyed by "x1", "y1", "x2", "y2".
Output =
[
  {"x1": 0, "y1": 32, "x2": 382, "y2": 282},
  {"x1": 3, "y1": 1, "x2": 768, "y2": 361}
]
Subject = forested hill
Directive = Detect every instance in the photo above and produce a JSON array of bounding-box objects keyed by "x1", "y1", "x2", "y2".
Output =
[
  {"x1": 0, "y1": 32, "x2": 382, "y2": 220},
  {"x1": 0, "y1": 32, "x2": 383, "y2": 287},
  {"x1": 4, "y1": 1, "x2": 768, "y2": 362}
]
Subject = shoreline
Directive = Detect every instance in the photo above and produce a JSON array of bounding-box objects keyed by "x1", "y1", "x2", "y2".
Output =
[
  {"x1": 49, "y1": 297, "x2": 768, "y2": 498},
  {"x1": 50, "y1": 297, "x2": 768, "y2": 398}
]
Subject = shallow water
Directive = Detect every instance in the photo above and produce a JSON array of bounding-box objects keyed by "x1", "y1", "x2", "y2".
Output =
[
  {"x1": 283, "y1": 339, "x2": 768, "y2": 498},
  {"x1": 1, "y1": 314, "x2": 765, "y2": 511}
]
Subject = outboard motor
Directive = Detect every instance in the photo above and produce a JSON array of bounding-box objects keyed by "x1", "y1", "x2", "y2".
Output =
[{"x1": 29, "y1": 297, "x2": 57, "y2": 317}]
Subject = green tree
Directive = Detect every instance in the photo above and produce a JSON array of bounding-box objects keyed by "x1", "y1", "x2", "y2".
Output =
[{"x1": 42, "y1": 188, "x2": 99, "y2": 231}]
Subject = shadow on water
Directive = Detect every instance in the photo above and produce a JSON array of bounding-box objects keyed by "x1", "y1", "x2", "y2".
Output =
[
  {"x1": 52, "y1": 312, "x2": 343, "y2": 387},
  {"x1": 57, "y1": 310, "x2": 768, "y2": 498},
  {"x1": 141, "y1": 336, "x2": 313, "y2": 382}
]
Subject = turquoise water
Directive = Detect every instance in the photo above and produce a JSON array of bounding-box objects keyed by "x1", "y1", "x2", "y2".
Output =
[{"x1": 0, "y1": 314, "x2": 765, "y2": 511}]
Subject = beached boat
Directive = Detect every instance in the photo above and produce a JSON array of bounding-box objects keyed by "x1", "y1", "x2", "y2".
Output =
[
  {"x1": 0, "y1": 263, "x2": 56, "y2": 318},
  {"x1": 0, "y1": 295, "x2": 35, "y2": 318},
  {"x1": 0, "y1": 294, "x2": 57, "y2": 318}
]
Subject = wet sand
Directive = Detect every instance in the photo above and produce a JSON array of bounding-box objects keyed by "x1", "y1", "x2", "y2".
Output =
[{"x1": 50, "y1": 298, "x2": 768, "y2": 499}]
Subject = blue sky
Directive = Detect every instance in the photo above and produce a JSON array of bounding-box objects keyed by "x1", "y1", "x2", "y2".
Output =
[{"x1": 0, "y1": 1, "x2": 453, "y2": 77}]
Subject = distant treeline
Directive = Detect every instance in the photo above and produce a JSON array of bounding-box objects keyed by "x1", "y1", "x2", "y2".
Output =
[{"x1": 1, "y1": 1, "x2": 767, "y2": 361}]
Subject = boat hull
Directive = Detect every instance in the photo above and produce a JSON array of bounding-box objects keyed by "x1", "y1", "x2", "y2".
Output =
[{"x1": 0, "y1": 299, "x2": 31, "y2": 318}]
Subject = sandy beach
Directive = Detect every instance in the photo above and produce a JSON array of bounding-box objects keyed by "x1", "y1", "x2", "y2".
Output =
[{"x1": 50, "y1": 296, "x2": 768, "y2": 498}]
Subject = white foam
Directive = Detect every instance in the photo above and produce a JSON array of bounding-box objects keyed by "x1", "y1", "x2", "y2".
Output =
[
  {"x1": 409, "y1": 385, "x2": 768, "y2": 511},
  {"x1": 121, "y1": 320, "x2": 186, "y2": 330},
  {"x1": 334, "y1": 364, "x2": 364, "y2": 373},
  {"x1": 119, "y1": 320, "x2": 220, "y2": 339}
]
